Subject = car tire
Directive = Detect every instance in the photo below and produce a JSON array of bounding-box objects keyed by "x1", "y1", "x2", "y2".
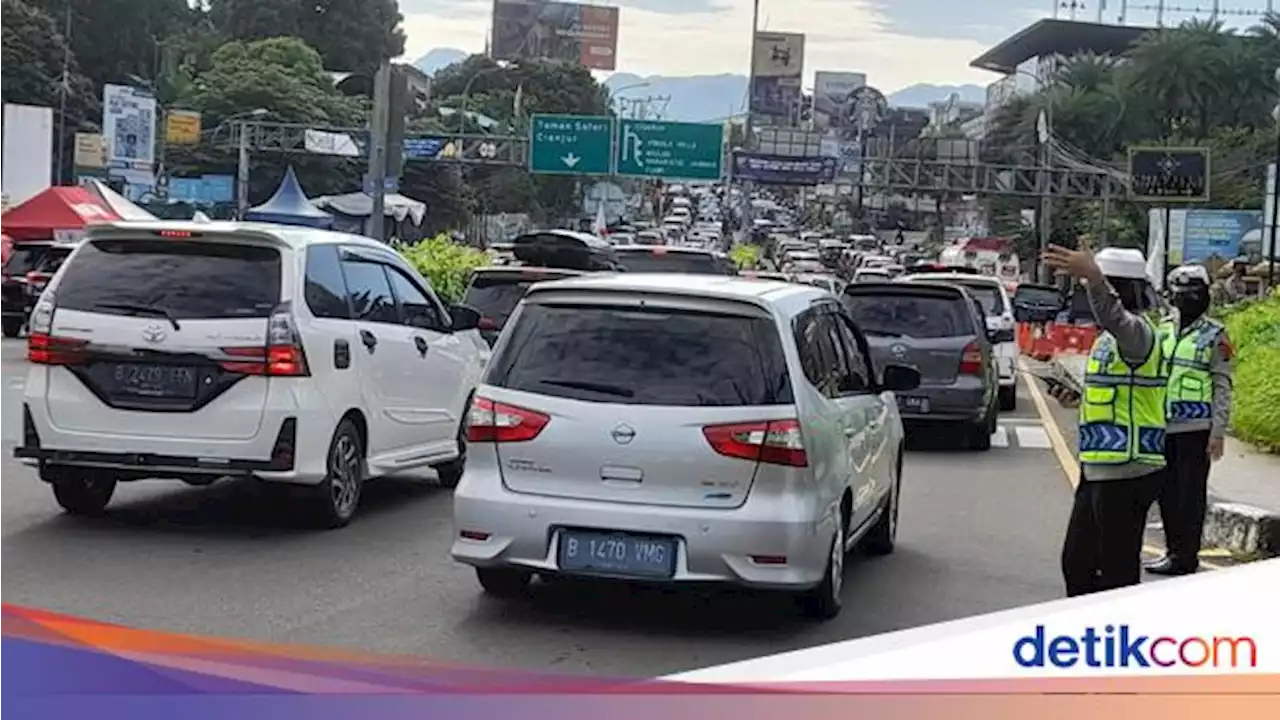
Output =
[
  {"x1": 432, "y1": 412, "x2": 469, "y2": 490},
  {"x1": 476, "y1": 567, "x2": 533, "y2": 597},
  {"x1": 999, "y1": 385, "x2": 1018, "y2": 411},
  {"x1": 2, "y1": 316, "x2": 23, "y2": 338},
  {"x1": 798, "y1": 519, "x2": 845, "y2": 621},
  {"x1": 47, "y1": 468, "x2": 117, "y2": 516},
  {"x1": 967, "y1": 406, "x2": 994, "y2": 451},
  {"x1": 862, "y1": 450, "x2": 902, "y2": 556},
  {"x1": 312, "y1": 418, "x2": 364, "y2": 529}
]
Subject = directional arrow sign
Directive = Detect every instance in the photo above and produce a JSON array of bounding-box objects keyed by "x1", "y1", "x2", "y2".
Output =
[
  {"x1": 615, "y1": 120, "x2": 724, "y2": 180},
  {"x1": 529, "y1": 114, "x2": 613, "y2": 175}
]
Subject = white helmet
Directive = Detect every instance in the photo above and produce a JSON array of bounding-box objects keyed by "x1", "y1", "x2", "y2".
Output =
[
  {"x1": 1167, "y1": 263, "x2": 1211, "y2": 290},
  {"x1": 1094, "y1": 248, "x2": 1149, "y2": 280}
]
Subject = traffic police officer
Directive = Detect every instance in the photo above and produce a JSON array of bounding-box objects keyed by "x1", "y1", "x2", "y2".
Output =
[
  {"x1": 1146, "y1": 264, "x2": 1233, "y2": 575},
  {"x1": 1042, "y1": 240, "x2": 1169, "y2": 597}
]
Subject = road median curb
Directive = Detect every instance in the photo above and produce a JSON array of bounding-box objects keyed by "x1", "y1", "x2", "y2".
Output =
[{"x1": 1049, "y1": 354, "x2": 1280, "y2": 561}]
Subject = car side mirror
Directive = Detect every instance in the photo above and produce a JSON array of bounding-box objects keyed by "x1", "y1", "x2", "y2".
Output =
[
  {"x1": 881, "y1": 364, "x2": 921, "y2": 393},
  {"x1": 449, "y1": 304, "x2": 482, "y2": 332}
]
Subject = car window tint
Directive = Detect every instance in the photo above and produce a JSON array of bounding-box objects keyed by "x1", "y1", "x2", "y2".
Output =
[
  {"x1": 339, "y1": 260, "x2": 398, "y2": 324},
  {"x1": 386, "y1": 267, "x2": 445, "y2": 330},
  {"x1": 794, "y1": 311, "x2": 841, "y2": 398},
  {"x1": 487, "y1": 303, "x2": 793, "y2": 407},
  {"x1": 842, "y1": 292, "x2": 974, "y2": 339},
  {"x1": 3, "y1": 246, "x2": 50, "y2": 274},
  {"x1": 55, "y1": 239, "x2": 280, "y2": 319},
  {"x1": 615, "y1": 251, "x2": 734, "y2": 275},
  {"x1": 463, "y1": 271, "x2": 575, "y2": 325},
  {"x1": 304, "y1": 244, "x2": 351, "y2": 319},
  {"x1": 953, "y1": 282, "x2": 1006, "y2": 315},
  {"x1": 832, "y1": 313, "x2": 871, "y2": 392},
  {"x1": 818, "y1": 312, "x2": 855, "y2": 394}
]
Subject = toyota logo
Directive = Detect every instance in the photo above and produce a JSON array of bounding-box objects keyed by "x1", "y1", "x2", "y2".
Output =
[
  {"x1": 141, "y1": 323, "x2": 168, "y2": 344},
  {"x1": 610, "y1": 423, "x2": 636, "y2": 445}
]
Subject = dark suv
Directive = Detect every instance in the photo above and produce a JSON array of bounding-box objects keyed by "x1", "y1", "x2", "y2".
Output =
[
  {"x1": 461, "y1": 266, "x2": 586, "y2": 347},
  {"x1": 613, "y1": 246, "x2": 737, "y2": 275},
  {"x1": 2, "y1": 241, "x2": 74, "y2": 337}
]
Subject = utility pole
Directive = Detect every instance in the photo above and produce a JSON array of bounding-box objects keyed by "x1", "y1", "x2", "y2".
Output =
[
  {"x1": 235, "y1": 125, "x2": 250, "y2": 218},
  {"x1": 55, "y1": 2, "x2": 72, "y2": 185},
  {"x1": 367, "y1": 60, "x2": 392, "y2": 242}
]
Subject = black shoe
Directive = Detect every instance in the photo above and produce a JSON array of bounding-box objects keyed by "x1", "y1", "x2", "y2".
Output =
[{"x1": 1144, "y1": 556, "x2": 1198, "y2": 576}]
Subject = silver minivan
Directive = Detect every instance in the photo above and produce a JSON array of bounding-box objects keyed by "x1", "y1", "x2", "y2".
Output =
[{"x1": 451, "y1": 274, "x2": 920, "y2": 619}]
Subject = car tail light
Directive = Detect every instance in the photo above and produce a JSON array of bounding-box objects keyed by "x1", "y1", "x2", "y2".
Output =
[
  {"x1": 25, "y1": 271, "x2": 51, "y2": 285},
  {"x1": 703, "y1": 419, "x2": 808, "y2": 467},
  {"x1": 219, "y1": 307, "x2": 310, "y2": 376},
  {"x1": 478, "y1": 316, "x2": 501, "y2": 331},
  {"x1": 959, "y1": 341, "x2": 984, "y2": 375},
  {"x1": 466, "y1": 396, "x2": 549, "y2": 443},
  {"x1": 26, "y1": 291, "x2": 88, "y2": 365}
]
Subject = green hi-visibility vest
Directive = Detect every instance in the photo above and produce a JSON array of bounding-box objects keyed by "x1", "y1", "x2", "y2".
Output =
[
  {"x1": 1079, "y1": 319, "x2": 1169, "y2": 466},
  {"x1": 1160, "y1": 316, "x2": 1223, "y2": 424}
]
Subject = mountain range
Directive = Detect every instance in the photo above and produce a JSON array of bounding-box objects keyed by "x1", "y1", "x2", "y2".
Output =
[{"x1": 412, "y1": 49, "x2": 986, "y2": 121}]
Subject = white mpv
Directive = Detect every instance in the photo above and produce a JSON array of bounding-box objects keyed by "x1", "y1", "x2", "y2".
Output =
[{"x1": 15, "y1": 222, "x2": 486, "y2": 527}]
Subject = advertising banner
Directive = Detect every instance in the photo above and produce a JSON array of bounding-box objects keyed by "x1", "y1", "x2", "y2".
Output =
[
  {"x1": 102, "y1": 84, "x2": 157, "y2": 168},
  {"x1": 732, "y1": 152, "x2": 836, "y2": 186},
  {"x1": 164, "y1": 110, "x2": 202, "y2": 145},
  {"x1": 750, "y1": 32, "x2": 804, "y2": 123},
  {"x1": 73, "y1": 133, "x2": 108, "y2": 169},
  {"x1": 1153, "y1": 208, "x2": 1264, "y2": 266},
  {"x1": 491, "y1": 1, "x2": 620, "y2": 71},
  {"x1": 813, "y1": 71, "x2": 866, "y2": 123}
]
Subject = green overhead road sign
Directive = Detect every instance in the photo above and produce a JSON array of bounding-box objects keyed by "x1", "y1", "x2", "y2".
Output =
[
  {"x1": 615, "y1": 120, "x2": 724, "y2": 180},
  {"x1": 529, "y1": 114, "x2": 614, "y2": 175}
]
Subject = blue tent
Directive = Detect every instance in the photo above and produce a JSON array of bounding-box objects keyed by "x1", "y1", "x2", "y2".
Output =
[{"x1": 245, "y1": 166, "x2": 333, "y2": 228}]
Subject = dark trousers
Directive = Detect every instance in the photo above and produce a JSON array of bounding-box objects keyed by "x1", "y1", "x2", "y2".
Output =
[
  {"x1": 1157, "y1": 430, "x2": 1211, "y2": 569},
  {"x1": 1061, "y1": 469, "x2": 1165, "y2": 597}
]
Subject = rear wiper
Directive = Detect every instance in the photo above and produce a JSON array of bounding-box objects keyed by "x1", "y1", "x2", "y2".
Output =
[
  {"x1": 93, "y1": 302, "x2": 181, "y2": 331},
  {"x1": 538, "y1": 378, "x2": 635, "y2": 398}
]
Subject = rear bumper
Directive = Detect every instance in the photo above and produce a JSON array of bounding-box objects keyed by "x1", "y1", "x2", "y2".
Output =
[
  {"x1": 451, "y1": 452, "x2": 833, "y2": 590},
  {"x1": 896, "y1": 384, "x2": 987, "y2": 422},
  {"x1": 14, "y1": 446, "x2": 285, "y2": 477}
]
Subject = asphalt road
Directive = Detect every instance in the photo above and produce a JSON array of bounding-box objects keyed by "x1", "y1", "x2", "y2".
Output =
[{"x1": 1, "y1": 338, "x2": 1076, "y2": 677}]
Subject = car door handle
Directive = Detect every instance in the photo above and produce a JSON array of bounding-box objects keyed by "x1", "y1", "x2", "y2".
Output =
[
  {"x1": 334, "y1": 339, "x2": 351, "y2": 369},
  {"x1": 359, "y1": 329, "x2": 377, "y2": 351},
  {"x1": 414, "y1": 336, "x2": 429, "y2": 356}
]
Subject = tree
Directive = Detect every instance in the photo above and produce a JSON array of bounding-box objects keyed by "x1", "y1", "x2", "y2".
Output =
[
  {"x1": 167, "y1": 36, "x2": 367, "y2": 203},
  {"x1": 2, "y1": 0, "x2": 99, "y2": 181},
  {"x1": 29, "y1": 0, "x2": 197, "y2": 91},
  {"x1": 208, "y1": 0, "x2": 405, "y2": 73}
]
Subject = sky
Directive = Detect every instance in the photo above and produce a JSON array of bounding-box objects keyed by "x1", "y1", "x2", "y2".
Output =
[{"x1": 397, "y1": 1, "x2": 1278, "y2": 92}]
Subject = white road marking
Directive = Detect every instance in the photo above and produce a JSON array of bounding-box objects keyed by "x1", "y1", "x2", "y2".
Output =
[
  {"x1": 999, "y1": 417, "x2": 1046, "y2": 425},
  {"x1": 990, "y1": 425, "x2": 1010, "y2": 448},
  {"x1": 1013, "y1": 425, "x2": 1052, "y2": 449}
]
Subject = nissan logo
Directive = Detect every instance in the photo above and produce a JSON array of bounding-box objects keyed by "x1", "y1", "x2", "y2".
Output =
[
  {"x1": 141, "y1": 323, "x2": 168, "y2": 344},
  {"x1": 610, "y1": 423, "x2": 636, "y2": 445},
  {"x1": 890, "y1": 343, "x2": 908, "y2": 359}
]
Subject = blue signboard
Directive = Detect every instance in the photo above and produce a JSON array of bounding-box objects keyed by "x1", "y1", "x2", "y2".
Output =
[
  {"x1": 404, "y1": 137, "x2": 448, "y2": 160},
  {"x1": 1180, "y1": 209, "x2": 1263, "y2": 264},
  {"x1": 732, "y1": 152, "x2": 836, "y2": 186},
  {"x1": 165, "y1": 174, "x2": 236, "y2": 205}
]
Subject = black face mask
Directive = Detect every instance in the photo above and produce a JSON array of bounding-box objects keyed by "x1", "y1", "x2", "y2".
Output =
[{"x1": 1172, "y1": 292, "x2": 1209, "y2": 322}]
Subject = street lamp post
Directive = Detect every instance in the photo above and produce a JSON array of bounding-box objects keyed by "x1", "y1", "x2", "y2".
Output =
[
  {"x1": 223, "y1": 108, "x2": 269, "y2": 219},
  {"x1": 1269, "y1": 68, "x2": 1280, "y2": 291},
  {"x1": 459, "y1": 64, "x2": 506, "y2": 133}
]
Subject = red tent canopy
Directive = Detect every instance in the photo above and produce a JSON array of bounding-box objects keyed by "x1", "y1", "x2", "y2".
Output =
[{"x1": 0, "y1": 186, "x2": 121, "y2": 240}]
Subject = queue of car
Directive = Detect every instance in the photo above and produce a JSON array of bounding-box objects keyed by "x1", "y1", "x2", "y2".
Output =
[{"x1": 8, "y1": 210, "x2": 1023, "y2": 623}]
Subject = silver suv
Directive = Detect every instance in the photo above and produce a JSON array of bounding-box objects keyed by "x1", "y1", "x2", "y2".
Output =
[{"x1": 451, "y1": 274, "x2": 920, "y2": 619}]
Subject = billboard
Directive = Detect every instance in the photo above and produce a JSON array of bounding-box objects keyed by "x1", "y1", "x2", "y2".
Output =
[
  {"x1": 750, "y1": 32, "x2": 804, "y2": 123},
  {"x1": 491, "y1": 1, "x2": 620, "y2": 71},
  {"x1": 1, "y1": 104, "x2": 53, "y2": 206},
  {"x1": 732, "y1": 152, "x2": 836, "y2": 186},
  {"x1": 813, "y1": 71, "x2": 866, "y2": 124},
  {"x1": 102, "y1": 84, "x2": 157, "y2": 168},
  {"x1": 1152, "y1": 208, "x2": 1264, "y2": 266},
  {"x1": 165, "y1": 110, "x2": 202, "y2": 145}
]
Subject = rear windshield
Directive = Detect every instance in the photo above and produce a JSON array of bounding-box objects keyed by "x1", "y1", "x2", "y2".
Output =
[
  {"x1": 951, "y1": 282, "x2": 1006, "y2": 315},
  {"x1": 487, "y1": 303, "x2": 793, "y2": 407},
  {"x1": 615, "y1": 250, "x2": 734, "y2": 275},
  {"x1": 55, "y1": 239, "x2": 281, "y2": 319},
  {"x1": 462, "y1": 271, "x2": 575, "y2": 325},
  {"x1": 3, "y1": 246, "x2": 51, "y2": 275},
  {"x1": 843, "y1": 292, "x2": 975, "y2": 339}
]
